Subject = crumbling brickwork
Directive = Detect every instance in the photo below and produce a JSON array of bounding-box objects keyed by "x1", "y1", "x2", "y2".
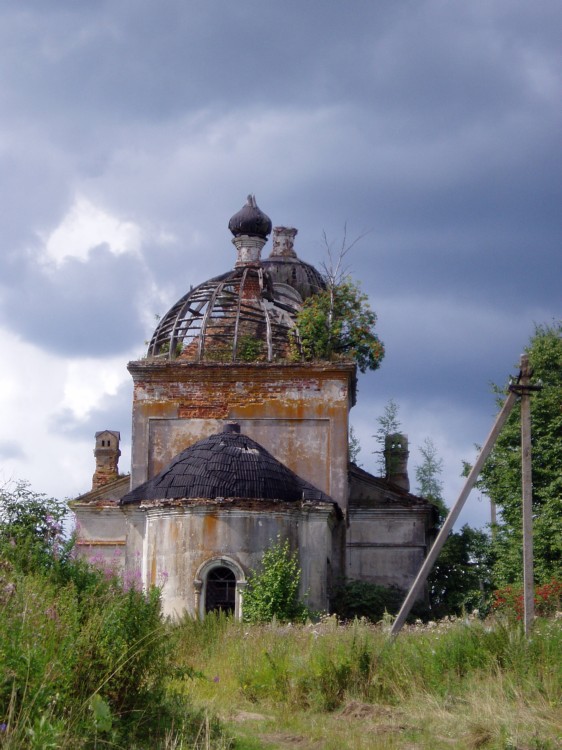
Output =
[{"x1": 128, "y1": 360, "x2": 356, "y2": 511}]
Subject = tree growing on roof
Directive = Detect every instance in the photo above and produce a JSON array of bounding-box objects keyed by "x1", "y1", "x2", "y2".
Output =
[
  {"x1": 416, "y1": 437, "x2": 447, "y2": 522},
  {"x1": 293, "y1": 227, "x2": 384, "y2": 372},
  {"x1": 371, "y1": 398, "x2": 402, "y2": 475}
]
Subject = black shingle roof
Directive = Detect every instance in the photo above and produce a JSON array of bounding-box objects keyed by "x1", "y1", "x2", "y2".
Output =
[{"x1": 121, "y1": 424, "x2": 332, "y2": 505}]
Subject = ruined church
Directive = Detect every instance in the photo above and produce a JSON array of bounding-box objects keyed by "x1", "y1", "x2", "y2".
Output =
[{"x1": 72, "y1": 197, "x2": 436, "y2": 618}]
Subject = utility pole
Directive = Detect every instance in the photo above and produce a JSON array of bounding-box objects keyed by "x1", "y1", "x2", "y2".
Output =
[
  {"x1": 389, "y1": 387, "x2": 518, "y2": 638},
  {"x1": 389, "y1": 353, "x2": 542, "y2": 639},
  {"x1": 509, "y1": 354, "x2": 541, "y2": 635}
]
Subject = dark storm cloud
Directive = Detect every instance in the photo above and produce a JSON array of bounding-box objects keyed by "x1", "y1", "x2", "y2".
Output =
[
  {"x1": 0, "y1": 246, "x2": 148, "y2": 356},
  {"x1": 3, "y1": 1, "x2": 558, "y2": 140},
  {"x1": 0, "y1": 0, "x2": 560, "y2": 511},
  {"x1": 0, "y1": 2, "x2": 400, "y2": 123}
]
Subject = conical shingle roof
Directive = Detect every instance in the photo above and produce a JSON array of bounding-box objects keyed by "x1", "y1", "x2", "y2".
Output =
[{"x1": 121, "y1": 424, "x2": 332, "y2": 505}]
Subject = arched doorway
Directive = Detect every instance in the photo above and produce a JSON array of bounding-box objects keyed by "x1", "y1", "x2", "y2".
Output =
[{"x1": 205, "y1": 566, "x2": 236, "y2": 614}]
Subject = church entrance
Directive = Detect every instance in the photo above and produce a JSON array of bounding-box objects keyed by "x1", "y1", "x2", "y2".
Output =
[{"x1": 205, "y1": 566, "x2": 236, "y2": 614}]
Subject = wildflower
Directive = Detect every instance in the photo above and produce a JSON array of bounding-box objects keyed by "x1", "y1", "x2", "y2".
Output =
[
  {"x1": 0, "y1": 723, "x2": 6, "y2": 732},
  {"x1": 213, "y1": 676, "x2": 220, "y2": 683},
  {"x1": 45, "y1": 606, "x2": 59, "y2": 622}
]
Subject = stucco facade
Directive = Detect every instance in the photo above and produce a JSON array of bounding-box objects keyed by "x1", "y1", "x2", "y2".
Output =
[{"x1": 121, "y1": 501, "x2": 338, "y2": 618}]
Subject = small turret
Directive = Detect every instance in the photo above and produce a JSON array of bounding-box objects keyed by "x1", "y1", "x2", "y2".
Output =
[
  {"x1": 228, "y1": 195, "x2": 272, "y2": 267},
  {"x1": 384, "y1": 433, "x2": 410, "y2": 492},
  {"x1": 92, "y1": 430, "x2": 121, "y2": 490}
]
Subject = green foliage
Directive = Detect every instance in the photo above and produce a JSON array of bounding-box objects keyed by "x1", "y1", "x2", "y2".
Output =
[
  {"x1": 413, "y1": 438, "x2": 495, "y2": 617},
  {"x1": 184, "y1": 615, "x2": 562, "y2": 748},
  {"x1": 372, "y1": 398, "x2": 401, "y2": 474},
  {"x1": 238, "y1": 625, "x2": 374, "y2": 712},
  {"x1": 428, "y1": 525, "x2": 495, "y2": 618},
  {"x1": 348, "y1": 425, "x2": 361, "y2": 465},
  {"x1": 295, "y1": 277, "x2": 384, "y2": 373},
  {"x1": 0, "y1": 567, "x2": 189, "y2": 748},
  {"x1": 158, "y1": 340, "x2": 183, "y2": 356},
  {"x1": 0, "y1": 480, "x2": 71, "y2": 575},
  {"x1": 415, "y1": 437, "x2": 447, "y2": 521},
  {"x1": 0, "y1": 480, "x2": 228, "y2": 749},
  {"x1": 236, "y1": 334, "x2": 265, "y2": 362},
  {"x1": 330, "y1": 579, "x2": 412, "y2": 622},
  {"x1": 204, "y1": 342, "x2": 234, "y2": 362},
  {"x1": 243, "y1": 537, "x2": 310, "y2": 623},
  {"x1": 478, "y1": 321, "x2": 562, "y2": 585}
]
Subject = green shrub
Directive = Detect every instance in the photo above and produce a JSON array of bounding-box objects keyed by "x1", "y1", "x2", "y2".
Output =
[
  {"x1": 294, "y1": 277, "x2": 384, "y2": 372},
  {"x1": 0, "y1": 480, "x2": 230, "y2": 749},
  {"x1": 243, "y1": 537, "x2": 310, "y2": 623},
  {"x1": 0, "y1": 480, "x2": 71, "y2": 576},
  {"x1": 236, "y1": 334, "x2": 265, "y2": 362},
  {"x1": 330, "y1": 579, "x2": 422, "y2": 622}
]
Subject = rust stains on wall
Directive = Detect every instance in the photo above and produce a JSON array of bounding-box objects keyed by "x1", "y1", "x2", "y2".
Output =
[
  {"x1": 203, "y1": 512, "x2": 218, "y2": 548},
  {"x1": 128, "y1": 360, "x2": 355, "y2": 510}
]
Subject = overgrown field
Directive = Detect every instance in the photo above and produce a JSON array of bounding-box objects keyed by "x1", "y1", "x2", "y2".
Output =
[
  {"x1": 1, "y1": 563, "x2": 561, "y2": 749},
  {"x1": 174, "y1": 613, "x2": 562, "y2": 750},
  {"x1": 1, "y1": 482, "x2": 560, "y2": 749}
]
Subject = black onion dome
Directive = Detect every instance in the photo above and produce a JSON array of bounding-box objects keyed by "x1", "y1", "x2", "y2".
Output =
[
  {"x1": 228, "y1": 195, "x2": 272, "y2": 239},
  {"x1": 121, "y1": 424, "x2": 332, "y2": 504}
]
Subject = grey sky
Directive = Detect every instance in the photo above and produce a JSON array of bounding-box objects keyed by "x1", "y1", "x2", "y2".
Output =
[{"x1": 0, "y1": 1, "x2": 559, "y2": 527}]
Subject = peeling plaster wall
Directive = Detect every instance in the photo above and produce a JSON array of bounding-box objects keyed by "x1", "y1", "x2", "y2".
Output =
[
  {"x1": 71, "y1": 506, "x2": 127, "y2": 571},
  {"x1": 122, "y1": 507, "x2": 146, "y2": 588},
  {"x1": 346, "y1": 507, "x2": 432, "y2": 591},
  {"x1": 128, "y1": 361, "x2": 355, "y2": 511},
  {"x1": 132, "y1": 504, "x2": 337, "y2": 619}
]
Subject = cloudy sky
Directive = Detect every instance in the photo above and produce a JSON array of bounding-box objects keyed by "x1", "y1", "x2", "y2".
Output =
[{"x1": 1, "y1": 0, "x2": 560, "y2": 528}]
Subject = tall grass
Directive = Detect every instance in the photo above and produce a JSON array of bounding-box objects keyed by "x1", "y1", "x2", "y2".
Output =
[
  {"x1": 174, "y1": 614, "x2": 562, "y2": 749},
  {"x1": 0, "y1": 562, "x2": 229, "y2": 749},
  {"x1": 2, "y1": 541, "x2": 560, "y2": 750}
]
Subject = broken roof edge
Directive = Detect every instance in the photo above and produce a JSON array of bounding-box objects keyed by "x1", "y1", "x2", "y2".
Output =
[
  {"x1": 348, "y1": 462, "x2": 436, "y2": 507},
  {"x1": 70, "y1": 474, "x2": 131, "y2": 507},
  {"x1": 126, "y1": 359, "x2": 358, "y2": 406},
  {"x1": 130, "y1": 495, "x2": 342, "y2": 518}
]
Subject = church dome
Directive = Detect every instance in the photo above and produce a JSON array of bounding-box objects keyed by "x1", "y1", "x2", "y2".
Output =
[
  {"x1": 147, "y1": 266, "x2": 300, "y2": 361},
  {"x1": 121, "y1": 423, "x2": 331, "y2": 504},
  {"x1": 147, "y1": 198, "x2": 301, "y2": 362},
  {"x1": 228, "y1": 194, "x2": 272, "y2": 239},
  {"x1": 261, "y1": 227, "x2": 326, "y2": 301}
]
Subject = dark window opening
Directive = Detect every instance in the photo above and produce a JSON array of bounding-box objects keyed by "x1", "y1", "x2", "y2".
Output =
[{"x1": 205, "y1": 566, "x2": 236, "y2": 614}]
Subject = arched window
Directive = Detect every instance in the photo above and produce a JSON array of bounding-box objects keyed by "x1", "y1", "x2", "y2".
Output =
[
  {"x1": 205, "y1": 566, "x2": 236, "y2": 614},
  {"x1": 195, "y1": 557, "x2": 245, "y2": 620}
]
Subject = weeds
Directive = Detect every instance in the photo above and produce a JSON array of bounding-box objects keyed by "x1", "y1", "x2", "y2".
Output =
[{"x1": 177, "y1": 615, "x2": 561, "y2": 749}]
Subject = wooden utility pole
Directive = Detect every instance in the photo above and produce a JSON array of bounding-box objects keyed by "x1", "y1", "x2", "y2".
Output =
[
  {"x1": 389, "y1": 353, "x2": 541, "y2": 639},
  {"x1": 389, "y1": 388, "x2": 518, "y2": 638},
  {"x1": 508, "y1": 354, "x2": 541, "y2": 635}
]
